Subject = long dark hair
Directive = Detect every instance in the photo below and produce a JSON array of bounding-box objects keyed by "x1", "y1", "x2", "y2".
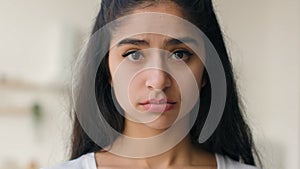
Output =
[{"x1": 70, "y1": 0, "x2": 261, "y2": 167}]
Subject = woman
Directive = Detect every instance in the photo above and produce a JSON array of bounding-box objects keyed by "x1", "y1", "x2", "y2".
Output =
[{"x1": 43, "y1": 0, "x2": 262, "y2": 168}]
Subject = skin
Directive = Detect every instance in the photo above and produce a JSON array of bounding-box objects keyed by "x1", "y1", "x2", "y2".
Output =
[{"x1": 95, "y1": 2, "x2": 216, "y2": 169}]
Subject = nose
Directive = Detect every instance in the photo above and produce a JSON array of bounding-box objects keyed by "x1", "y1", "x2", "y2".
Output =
[{"x1": 145, "y1": 69, "x2": 171, "y2": 90}]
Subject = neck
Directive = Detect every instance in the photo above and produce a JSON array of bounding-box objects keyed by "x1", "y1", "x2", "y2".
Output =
[
  {"x1": 109, "y1": 119, "x2": 216, "y2": 168},
  {"x1": 122, "y1": 136, "x2": 216, "y2": 169},
  {"x1": 97, "y1": 135, "x2": 216, "y2": 169},
  {"x1": 97, "y1": 126, "x2": 216, "y2": 169},
  {"x1": 101, "y1": 114, "x2": 217, "y2": 168},
  {"x1": 138, "y1": 136, "x2": 194, "y2": 168}
]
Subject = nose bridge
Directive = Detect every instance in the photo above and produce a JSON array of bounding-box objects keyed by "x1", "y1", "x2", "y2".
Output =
[
  {"x1": 143, "y1": 48, "x2": 171, "y2": 90},
  {"x1": 146, "y1": 48, "x2": 166, "y2": 69}
]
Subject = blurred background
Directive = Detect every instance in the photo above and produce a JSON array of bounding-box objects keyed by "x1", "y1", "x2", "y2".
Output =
[{"x1": 0, "y1": 0, "x2": 299, "y2": 169}]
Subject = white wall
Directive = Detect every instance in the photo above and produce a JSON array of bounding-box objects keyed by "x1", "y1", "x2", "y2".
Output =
[
  {"x1": 0, "y1": 0, "x2": 299, "y2": 169},
  {"x1": 214, "y1": 0, "x2": 300, "y2": 168},
  {"x1": 0, "y1": 0, "x2": 99, "y2": 85},
  {"x1": 0, "y1": 0, "x2": 99, "y2": 168}
]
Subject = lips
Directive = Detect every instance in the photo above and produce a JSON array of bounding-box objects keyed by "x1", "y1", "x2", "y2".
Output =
[{"x1": 140, "y1": 99, "x2": 176, "y2": 112}]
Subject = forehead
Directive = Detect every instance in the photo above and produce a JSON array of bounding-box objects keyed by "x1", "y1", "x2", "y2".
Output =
[
  {"x1": 108, "y1": 1, "x2": 187, "y2": 40},
  {"x1": 132, "y1": 1, "x2": 184, "y2": 18},
  {"x1": 109, "y1": 14, "x2": 202, "y2": 49},
  {"x1": 114, "y1": 33, "x2": 200, "y2": 49},
  {"x1": 106, "y1": 1, "x2": 204, "y2": 54}
]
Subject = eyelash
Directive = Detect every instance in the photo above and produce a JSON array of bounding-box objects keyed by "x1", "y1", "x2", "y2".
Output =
[
  {"x1": 170, "y1": 49, "x2": 193, "y2": 61},
  {"x1": 122, "y1": 50, "x2": 144, "y2": 61},
  {"x1": 121, "y1": 49, "x2": 193, "y2": 62},
  {"x1": 122, "y1": 50, "x2": 140, "y2": 57}
]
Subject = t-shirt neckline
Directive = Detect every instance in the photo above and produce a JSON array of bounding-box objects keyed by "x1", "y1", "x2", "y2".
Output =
[{"x1": 88, "y1": 152, "x2": 221, "y2": 169}]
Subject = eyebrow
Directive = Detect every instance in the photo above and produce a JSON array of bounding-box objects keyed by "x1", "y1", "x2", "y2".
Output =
[
  {"x1": 117, "y1": 38, "x2": 149, "y2": 47},
  {"x1": 165, "y1": 37, "x2": 199, "y2": 46},
  {"x1": 116, "y1": 37, "x2": 198, "y2": 47}
]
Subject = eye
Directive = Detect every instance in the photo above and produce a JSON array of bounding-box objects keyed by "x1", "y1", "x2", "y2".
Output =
[
  {"x1": 122, "y1": 50, "x2": 144, "y2": 62},
  {"x1": 170, "y1": 49, "x2": 193, "y2": 61}
]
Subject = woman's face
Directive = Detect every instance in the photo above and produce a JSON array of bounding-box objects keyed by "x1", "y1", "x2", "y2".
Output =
[{"x1": 108, "y1": 2, "x2": 205, "y2": 130}]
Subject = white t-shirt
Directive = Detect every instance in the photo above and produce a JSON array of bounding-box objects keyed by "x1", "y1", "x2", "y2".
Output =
[{"x1": 42, "y1": 152, "x2": 259, "y2": 169}]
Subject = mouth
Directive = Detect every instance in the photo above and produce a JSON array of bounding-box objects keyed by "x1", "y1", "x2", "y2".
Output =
[{"x1": 139, "y1": 99, "x2": 176, "y2": 112}]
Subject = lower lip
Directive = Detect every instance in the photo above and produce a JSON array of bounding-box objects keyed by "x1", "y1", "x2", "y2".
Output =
[{"x1": 142, "y1": 103, "x2": 174, "y2": 112}]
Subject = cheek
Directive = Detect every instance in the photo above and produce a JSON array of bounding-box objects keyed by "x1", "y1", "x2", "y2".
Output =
[
  {"x1": 128, "y1": 74, "x2": 146, "y2": 101},
  {"x1": 108, "y1": 51, "x2": 122, "y2": 84}
]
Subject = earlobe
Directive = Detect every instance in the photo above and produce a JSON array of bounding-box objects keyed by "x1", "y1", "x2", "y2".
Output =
[
  {"x1": 201, "y1": 78, "x2": 207, "y2": 88},
  {"x1": 109, "y1": 78, "x2": 114, "y2": 87}
]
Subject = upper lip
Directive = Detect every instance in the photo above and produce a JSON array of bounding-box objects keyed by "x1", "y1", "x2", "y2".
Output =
[{"x1": 140, "y1": 98, "x2": 176, "y2": 105}]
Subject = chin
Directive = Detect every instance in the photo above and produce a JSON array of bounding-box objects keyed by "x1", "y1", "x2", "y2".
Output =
[{"x1": 145, "y1": 114, "x2": 176, "y2": 130}]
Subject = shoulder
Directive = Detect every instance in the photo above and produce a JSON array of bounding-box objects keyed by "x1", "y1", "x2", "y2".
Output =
[
  {"x1": 216, "y1": 154, "x2": 260, "y2": 169},
  {"x1": 41, "y1": 153, "x2": 97, "y2": 169}
]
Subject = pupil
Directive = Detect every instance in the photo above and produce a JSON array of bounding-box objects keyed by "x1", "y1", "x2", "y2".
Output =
[
  {"x1": 132, "y1": 53, "x2": 139, "y2": 60},
  {"x1": 176, "y1": 53, "x2": 183, "y2": 59}
]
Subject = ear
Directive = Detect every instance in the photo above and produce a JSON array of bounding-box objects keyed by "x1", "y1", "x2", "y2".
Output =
[
  {"x1": 109, "y1": 78, "x2": 113, "y2": 87},
  {"x1": 201, "y1": 77, "x2": 207, "y2": 88}
]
